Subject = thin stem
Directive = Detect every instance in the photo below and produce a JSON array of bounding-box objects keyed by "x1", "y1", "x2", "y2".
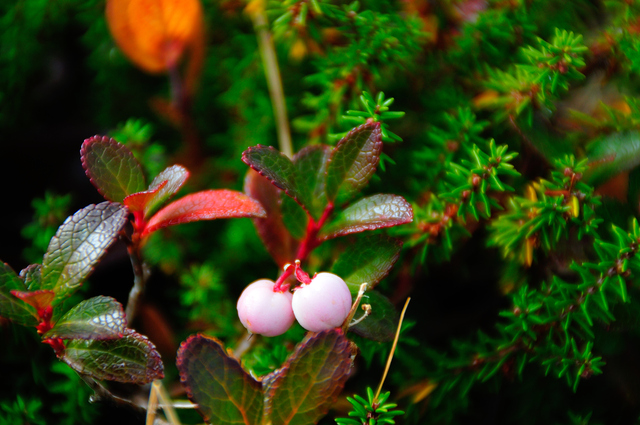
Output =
[
  {"x1": 252, "y1": 10, "x2": 293, "y2": 158},
  {"x1": 125, "y1": 242, "x2": 149, "y2": 322},
  {"x1": 168, "y1": 64, "x2": 203, "y2": 170},
  {"x1": 155, "y1": 381, "x2": 182, "y2": 425},
  {"x1": 233, "y1": 331, "x2": 256, "y2": 358},
  {"x1": 374, "y1": 297, "x2": 411, "y2": 404},
  {"x1": 146, "y1": 381, "x2": 159, "y2": 425}
]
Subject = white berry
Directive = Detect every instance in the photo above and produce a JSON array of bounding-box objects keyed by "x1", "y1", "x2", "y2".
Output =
[
  {"x1": 292, "y1": 272, "x2": 353, "y2": 332},
  {"x1": 237, "y1": 279, "x2": 295, "y2": 336}
]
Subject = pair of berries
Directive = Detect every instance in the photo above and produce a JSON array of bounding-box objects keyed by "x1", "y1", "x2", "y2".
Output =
[{"x1": 236, "y1": 272, "x2": 353, "y2": 336}]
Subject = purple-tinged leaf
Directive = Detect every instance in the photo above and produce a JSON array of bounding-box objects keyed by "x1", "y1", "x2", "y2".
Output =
[
  {"x1": 331, "y1": 235, "x2": 402, "y2": 290},
  {"x1": 319, "y1": 194, "x2": 413, "y2": 240},
  {"x1": 177, "y1": 334, "x2": 263, "y2": 425},
  {"x1": 242, "y1": 145, "x2": 310, "y2": 212},
  {"x1": 293, "y1": 145, "x2": 332, "y2": 221},
  {"x1": 123, "y1": 180, "x2": 168, "y2": 213},
  {"x1": 244, "y1": 170, "x2": 296, "y2": 267},
  {"x1": 42, "y1": 202, "x2": 128, "y2": 303},
  {"x1": 45, "y1": 296, "x2": 126, "y2": 340},
  {"x1": 0, "y1": 263, "x2": 38, "y2": 326},
  {"x1": 81, "y1": 136, "x2": 147, "y2": 202},
  {"x1": 143, "y1": 190, "x2": 266, "y2": 236},
  {"x1": 264, "y1": 329, "x2": 353, "y2": 425},
  {"x1": 325, "y1": 122, "x2": 382, "y2": 205},
  {"x1": 20, "y1": 264, "x2": 42, "y2": 291},
  {"x1": 143, "y1": 165, "x2": 190, "y2": 217},
  {"x1": 349, "y1": 290, "x2": 397, "y2": 342},
  {"x1": 62, "y1": 329, "x2": 164, "y2": 384}
]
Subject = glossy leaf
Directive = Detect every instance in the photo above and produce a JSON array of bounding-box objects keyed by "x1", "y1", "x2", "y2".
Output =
[
  {"x1": 20, "y1": 264, "x2": 42, "y2": 291},
  {"x1": 0, "y1": 263, "x2": 38, "y2": 326},
  {"x1": 264, "y1": 329, "x2": 353, "y2": 425},
  {"x1": 331, "y1": 235, "x2": 402, "y2": 290},
  {"x1": 177, "y1": 334, "x2": 263, "y2": 425},
  {"x1": 62, "y1": 329, "x2": 164, "y2": 384},
  {"x1": 293, "y1": 145, "x2": 332, "y2": 220},
  {"x1": 242, "y1": 145, "x2": 310, "y2": 211},
  {"x1": 42, "y1": 202, "x2": 129, "y2": 303},
  {"x1": 106, "y1": 0, "x2": 204, "y2": 73},
  {"x1": 325, "y1": 122, "x2": 383, "y2": 205},
  {"x1": 244, "y1": 170, "x2": 296, "y2": 267},
  {"x1": 319, "y1": 194, "x2": 413, "y2": 240},
  {"x1": 585, "y1": 131, "x2": 640, "y2": 186},
  {"x1": 349, "y1": 290, "x2": 398, "y2": 342},
  {"x1": 143, "y1": 189, "x2": 266, "y2": 236},
  {"x1": 45, "y1": 296, "x2": 126, "y2": 340},
  {"x1": 81, "y1": 136, "x2": 147, "y2": 202}
]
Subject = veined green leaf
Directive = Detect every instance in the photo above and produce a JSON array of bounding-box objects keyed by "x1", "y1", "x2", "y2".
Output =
[
  {"x1": 45, "y1": 296, "x2": 126, "y2": 340},
  {"x1": 0, "y1": 262, "x2": 38, "y2": 327},
  {"x1": 319, "y1": 194, "x2": 413, "y2": 240},
  {"x1": 62, "y1": 329, "x2": 164, "y2": 384},
  {"x1": 42, "y1": 202, "x2": 128, "y2": 303},
  {"x1": 325, "y1": 122, "x2": 383, "y2": 205},
  {"x1": 176, "y1": 334, "x2": 263, "y2": 425},
  {"x1": 331, "y1": 235, "x2": 402, "y2": 290},
  {"x1": 265, "y1": 329, "x2": 353, "y2": 425},
  {"x1": 81, "y1": 136, "x2": 147, "y2": 202}
]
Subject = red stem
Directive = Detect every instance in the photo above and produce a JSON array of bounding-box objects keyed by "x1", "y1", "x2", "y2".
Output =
[{"x1": 273, "y1": 203, "x2": 334, "y2": 291}]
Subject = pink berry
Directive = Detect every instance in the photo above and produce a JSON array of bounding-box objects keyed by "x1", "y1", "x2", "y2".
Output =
[
  {"x1": 237, "y1": 279, "x2": 295, "y2": 336},
  {"x1": 292, "y1": 272, "x2": 353, "y2": 332}
]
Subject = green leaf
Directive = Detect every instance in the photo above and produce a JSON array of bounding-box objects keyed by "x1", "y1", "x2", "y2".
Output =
[
  {"x1": 349, "y1": 290, "x2": 398, "y2": 342},
  {"x1": 628, "y1": 166, "x2": 640, "y2": 216},
  {"x1": 41, "y1": 202, "x2": 128, "y2": 303},
  {"x1": 331, "y1": 235, "x2": 402, "y2": 290},
  {"x1": 176, "y1": 334, "x2": 263, "y2": 425},
  {"x1": 19, "y1": 264, "x2": 42, "y2": 291},
  {"x1": 62, "y1": 329, "x2": 164, "y2": 384},
  {"x1": 0, "y1": 263, "x2": 38, "y2": 326},
  {"x1": 281, "y1": 195, "x2": 309, "y2": 240},
  {"x1": 45, "y1": 296, "x2": 126, "y2": 340},
  {"x1": 242, "y1": 145, "x2": 310, "y2": 212},
  {"x1": 80, "y1": 136, "x2": 147, "y2": 202},
  {"x1": 585, "y1": 131, "x2": 640, "y2": 186},
  {"x1": 319, "y1": 194, "x2": 413, "y2": 240},
  {"x1": 293, "y1": 145, "x2": 332, "y2": 221},
  {"x1": 265, "y1": 329, "x2": 353, "y2": 425},
  {"x1": 244, "y1": 169, "x2": 296, "y2": 267},
  {"x1": 325, "y1": 122, "x2": 383, "y2": 205}
]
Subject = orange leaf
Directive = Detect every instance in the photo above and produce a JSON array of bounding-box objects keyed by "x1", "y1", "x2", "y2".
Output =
[{"x1": 106, "y1": 0, "x2": 204, "y2": 74}]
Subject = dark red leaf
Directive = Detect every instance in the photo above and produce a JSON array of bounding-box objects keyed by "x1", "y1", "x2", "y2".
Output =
[
  {"x1": 143, "y1": 189, "x2": 266, "y2": 236},
  {"x1": 244, "y1": 169, "x2": 296, "y2": 267}
]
